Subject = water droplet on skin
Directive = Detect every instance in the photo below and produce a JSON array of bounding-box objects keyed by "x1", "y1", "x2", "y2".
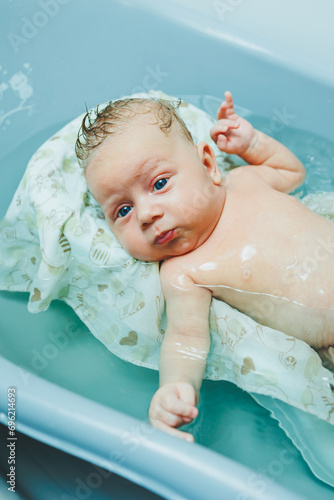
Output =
[
  {"x1": 240, "y1": 244, "x2": 257, "y2": 263},
  {"x1": 199, "y1": 261, "x2": 217, "y2": 271}
]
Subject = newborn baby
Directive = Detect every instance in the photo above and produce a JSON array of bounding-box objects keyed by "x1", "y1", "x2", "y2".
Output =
[{"x1": 76, "y1": 92, "x2": 334, "y2": 441}]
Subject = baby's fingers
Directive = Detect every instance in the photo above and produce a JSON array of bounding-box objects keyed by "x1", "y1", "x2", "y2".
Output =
[
  {"x1": 151, "y1": 418, "x2": 195, "y2": 442},
  {"x1": 210, "y1": 119, "x2": 240, "y2": 142},
  {"x1": 152, "y1": 407, "x2": 189, "y2": 430},
  {"x1": 217, "y1": 91, "x2": 235, "y2": 120},
  {"x1": 164, "y1": 393, "x2": 198, "y2": 420}
]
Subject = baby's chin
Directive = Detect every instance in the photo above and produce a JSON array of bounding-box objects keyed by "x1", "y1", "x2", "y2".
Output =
[{"x1": 126, "y1": 236, "x2": 199, "y2": 262}]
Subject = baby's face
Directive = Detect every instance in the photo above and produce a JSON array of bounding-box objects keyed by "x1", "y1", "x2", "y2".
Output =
[{"x1": 85, "y1": 114, "x2": 225, "y2": 261}]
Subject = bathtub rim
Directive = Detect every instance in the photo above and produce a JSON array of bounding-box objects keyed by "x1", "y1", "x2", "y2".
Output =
[{"x1": 0, "y1": 354, "x2": 305, "y2": 500}]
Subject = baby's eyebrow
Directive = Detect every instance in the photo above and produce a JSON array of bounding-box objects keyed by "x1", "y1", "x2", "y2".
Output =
[
  {"x1": 102, "y1": 161, "x2": 165, "y2": 213},
  {"x1": 136, "y1": 159, "x2": 164, "y2": 178},
  {"x1": 102, "y1": 194, "x2": 119, "y2": 212},
  {"x1": 102, "y1": 189, "x2": 129, "y2": 216}
]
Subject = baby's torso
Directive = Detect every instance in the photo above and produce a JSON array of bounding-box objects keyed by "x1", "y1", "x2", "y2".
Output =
[{"x1": 176, "y1": 170, "x2": 334, "y2": 347}]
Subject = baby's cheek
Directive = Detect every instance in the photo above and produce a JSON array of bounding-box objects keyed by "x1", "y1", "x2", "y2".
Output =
[
  {"x1": 105, "y1": 219, "x2": 119, "y2": 241},
  {"x1": 125, "y1": 235, "x2": 154, "y2": 261}
]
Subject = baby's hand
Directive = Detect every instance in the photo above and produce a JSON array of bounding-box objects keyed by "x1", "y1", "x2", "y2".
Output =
[
  {"x1": 210, "y1": 91, "x2": 255, "y2": 156},
  {"x1": 148, "y1": 382, "x2": 198, "y2": 442}
]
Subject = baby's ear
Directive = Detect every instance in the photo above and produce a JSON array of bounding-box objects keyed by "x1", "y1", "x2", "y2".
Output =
[{"x1": 197, "y1": 142, "x2": 222, "y2": 185}]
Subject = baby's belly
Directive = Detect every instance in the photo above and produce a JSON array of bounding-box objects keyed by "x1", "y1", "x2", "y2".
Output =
[
  {"x1": 186, "y1": 200, "x2": 334, "y2": 347},
  {"x1": 190, "y1": 241, "x2": 334, "y2": 347},
  {"x1": 208, "y1": 284, "x2": 334, "y2": 348}
]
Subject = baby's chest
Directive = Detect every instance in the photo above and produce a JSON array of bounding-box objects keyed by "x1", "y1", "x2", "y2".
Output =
[
  {"x1": 185, "y1": 221, "x2": 334, "y2": 309},
  {"x1": 185, "y1": 240, "x2": 265, "y2": 291}
]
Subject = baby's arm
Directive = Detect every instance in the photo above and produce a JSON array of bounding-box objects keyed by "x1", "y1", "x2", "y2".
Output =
[
  {"x1": 149, "y1": 259, "x2": 212, "y2": 442},
  {"x1": 210, "y1": 91, "x2": 306, "y2": 193}
]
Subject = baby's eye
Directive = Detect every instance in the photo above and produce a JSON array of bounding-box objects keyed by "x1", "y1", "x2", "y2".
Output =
[
  {"x1": 153, "y1": 178, "x2": 168, "y2": 191},
  {"x1": 117, "y1": 206, "x2": 133, "y2": 218}
]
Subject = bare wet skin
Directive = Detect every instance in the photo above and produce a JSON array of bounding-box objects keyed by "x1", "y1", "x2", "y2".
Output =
[{"x1": 168, "y1": 168, "x2": 334, "y2": 348}]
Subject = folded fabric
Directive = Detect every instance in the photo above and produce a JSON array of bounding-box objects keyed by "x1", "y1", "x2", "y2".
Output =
[{"x1": 0, "y1": 90, "x2": 333, "y2": 427}]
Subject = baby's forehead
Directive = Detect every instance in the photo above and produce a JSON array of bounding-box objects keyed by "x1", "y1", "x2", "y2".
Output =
[
  {"x1": 107, "y1": 110, "x2": 180, "y2": 148},
  {"x1": 91, "y1": 125, "x2": 168, "y2": 171}
]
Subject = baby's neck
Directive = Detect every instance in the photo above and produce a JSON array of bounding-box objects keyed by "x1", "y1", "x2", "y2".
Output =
[{"x1": 193, "y1": 185, "x2": 227, "y2": 252}]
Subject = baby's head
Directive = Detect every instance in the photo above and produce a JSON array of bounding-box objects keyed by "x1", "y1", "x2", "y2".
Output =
[
  {"x1": 76, "y1": 98, "x2": 194, "y2": 173},
  {"x1": 76, "y1": 97, "x2": 225, "y2": 262}
]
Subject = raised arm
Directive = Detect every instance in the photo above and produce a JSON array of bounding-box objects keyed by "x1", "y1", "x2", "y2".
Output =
[
  {"x1": 148, "y1": 259, "x2": 212, "y2": 441},
  {"x1": 210, "y1": 91, "x2": 306, "y2": 193}
]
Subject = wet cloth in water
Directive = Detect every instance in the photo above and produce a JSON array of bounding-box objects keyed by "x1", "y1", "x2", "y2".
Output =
[{"x1": 0, "y1": 90, "x2": 333, "y2": 427}]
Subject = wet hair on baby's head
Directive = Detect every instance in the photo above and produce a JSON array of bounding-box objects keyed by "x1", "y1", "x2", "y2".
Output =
[{"x1": 75, "y1": 97, "x2": 194, "y2": 172}]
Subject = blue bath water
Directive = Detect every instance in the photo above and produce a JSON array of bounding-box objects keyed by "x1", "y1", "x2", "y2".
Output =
[
  {"x1": 251, "y1": 117, "x2": 334, "y2": 196},
  {"x1": 181, "y1": 94, "x2": 334, "y2": 196}
]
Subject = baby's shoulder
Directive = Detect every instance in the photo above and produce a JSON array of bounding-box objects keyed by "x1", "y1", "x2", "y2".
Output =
[
  {"x1": 160, "y1": 255, "x2": 190, "y2": 279},
  {"x1": 159, "y1": 255, "x2": 196, "y2": 291},
  {"x1": 224, "y1": 166, "x2": 269, "y2": 190}
]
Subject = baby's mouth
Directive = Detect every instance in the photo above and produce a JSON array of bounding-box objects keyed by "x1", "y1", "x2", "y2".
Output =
[{"x1": 154, "y1": 229, "x2": 175, "y2": 245}]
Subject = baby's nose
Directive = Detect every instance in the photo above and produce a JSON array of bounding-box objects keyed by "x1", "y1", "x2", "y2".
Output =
[{"x1": 137, "y1": 199, "x2": 163, "y2": 227}]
